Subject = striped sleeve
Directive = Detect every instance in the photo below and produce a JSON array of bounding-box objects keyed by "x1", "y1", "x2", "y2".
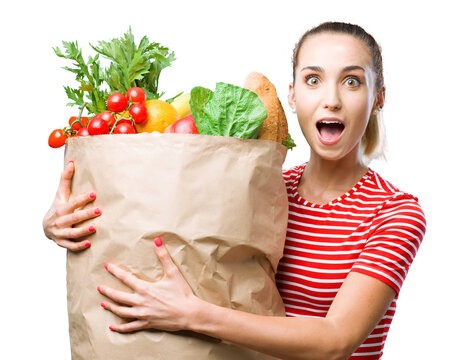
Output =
[{"x1": 351, "y1": 194, "x2": 426, "y2": 295}]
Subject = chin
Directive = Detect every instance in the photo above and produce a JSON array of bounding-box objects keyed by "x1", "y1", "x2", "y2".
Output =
[
  {"x1": 316, "y1": 149, "x2": 347, "y2": 162},
  {"x1": 312, "y1": 141, "x2": 360, "y2": 163}
]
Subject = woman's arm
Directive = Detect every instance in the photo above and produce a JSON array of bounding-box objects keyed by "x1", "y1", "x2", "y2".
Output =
[
  {"x1": 189, "y1": 272, "x2": 395, "y2": 360},
  {"x1": 99, "y1": 238, "x2": 396, "y2": 360}
]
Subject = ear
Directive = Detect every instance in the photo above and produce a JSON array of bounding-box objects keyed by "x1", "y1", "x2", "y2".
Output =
[
  {"x1": 372, "y1": 86, "x2": 386, "y2": 114},
  {"x1": 288, "y1": 83, "x2": 296, "y2": 110}
]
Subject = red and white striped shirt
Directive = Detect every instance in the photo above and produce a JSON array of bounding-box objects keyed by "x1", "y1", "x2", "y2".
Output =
[{"x1": 276, "y1": 163, "x2": 426, "y2": 359}]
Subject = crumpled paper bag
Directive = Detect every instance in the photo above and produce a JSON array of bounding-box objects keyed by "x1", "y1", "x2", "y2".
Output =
[{"x1": 64, "y1": 132, "x2": 288, "y2": 359}]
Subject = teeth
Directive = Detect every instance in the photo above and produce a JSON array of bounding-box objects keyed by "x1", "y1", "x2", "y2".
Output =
[{"x1": 320, "y1": 121, "x2": 341, "y2": 124}]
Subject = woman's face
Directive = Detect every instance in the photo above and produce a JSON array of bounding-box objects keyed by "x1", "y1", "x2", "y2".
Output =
[{"x1": 289, "y1": 32, "x2": 383, "y2": 162}]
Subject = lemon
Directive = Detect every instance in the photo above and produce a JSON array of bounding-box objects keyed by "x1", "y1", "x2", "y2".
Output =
[
  {"x1": 135, "y1": 99, "x2": 179, "y2": 133},
  {"x1": 171, "y1": 93, "x2": 192, "y2": 119}
]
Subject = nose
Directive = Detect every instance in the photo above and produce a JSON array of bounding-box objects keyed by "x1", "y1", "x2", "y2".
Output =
[{"x1": 322, "y1": 83, "x2": 341, "y2": 111}]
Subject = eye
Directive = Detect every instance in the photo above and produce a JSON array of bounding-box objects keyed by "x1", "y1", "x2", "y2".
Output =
[
  {"x1": 345, "y1": 77, "x2": 361, "y2": 87},
  {"x1": 306, "y1": 75, "x2": 320, "y2": 86}
]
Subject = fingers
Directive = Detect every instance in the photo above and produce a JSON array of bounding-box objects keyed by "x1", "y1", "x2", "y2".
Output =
[
  {"x1": 105, "y1": 263, "x2": 143, "y2": 291},
  {"x1": 152, "y1": 237, "x2": 178, "y2": 277},
  {"x1": 97, "y1": 285, "x2": 139, "y2": 307},
  {"x1": 55, "y1": 206, "x2": 101, "y2": 228},
  {"x1": 100, "y1": 300, "x2": 136, "y2": 319},
  {"x1": 108, "y1": 320, "x2": 149, "y2": 333},
  {"x1": 53, "y1": 223, "x2": 97, "y2": 240},
  {"x1": 46, "y1": 161, "x2": 101, "y2": 252},
  {"x1": 59, "y1": 191, "x2": 97, "y2": 215},
  {"x1": 56, "y1": 161, "x2": 75, "y2": 202},
  {"x1": 55, "y1": 238, "x2": 92, "y2": 252}
]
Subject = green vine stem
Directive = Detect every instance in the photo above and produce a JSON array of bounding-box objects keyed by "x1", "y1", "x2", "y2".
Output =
[
  {"x1": 109, "y1": 114, "x2": 134, "y2": 134},
  {"x1": 66, "y1": 102, "x2": 89, "y2": 136}
]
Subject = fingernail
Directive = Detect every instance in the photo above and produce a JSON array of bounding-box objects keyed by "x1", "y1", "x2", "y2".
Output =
[
  {"x1": 104, "y1": 263, "x2": 110, "y2": 270},
  {"x1": 67, "y1": 160, "x2": 74, "y2": 166},
  {"x1": 94, "y1": 208, "x2": 101, "y2": 215},
  {"x1": 154, "y1": 237, "x2": 162, "y2": 247},
  {"x1": 84, "y1": 241, "x2": 91, "y2": 247},
  {"x1": 89, "y1": 192, "x2": 96, "y2": 199},
  {"x1": 97, "y1": 286, "x2": 101, "y2": 293},
  {"x1": 88, "y1": 225, "x2": 96, "y2": 232},
  {"x1": 109, "y1": 325, "x2": 114, "y2": 331},
  {"x1": 100, "y1": 302, "x2": 106, "y2": 308}
]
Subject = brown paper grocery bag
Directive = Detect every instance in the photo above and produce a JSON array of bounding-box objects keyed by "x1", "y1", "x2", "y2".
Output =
[{"x1": 64, "y1": 132, "x2": 288, "y2": 360}]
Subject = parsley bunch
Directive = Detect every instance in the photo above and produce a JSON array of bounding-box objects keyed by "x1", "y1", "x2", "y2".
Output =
[
  {"x1": 53, "y1": 41, "x2": 108, "y2": 115},
  {"x1": 53, "y1": 28, "x2": 176, "y2": 116}
]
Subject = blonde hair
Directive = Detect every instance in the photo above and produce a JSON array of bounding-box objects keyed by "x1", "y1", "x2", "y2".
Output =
[{"x1": 361, "y1": 113, "x2": 386, "y2": 164}]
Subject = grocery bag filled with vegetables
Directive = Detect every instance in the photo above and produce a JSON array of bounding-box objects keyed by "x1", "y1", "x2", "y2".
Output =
[{"x1": 51, "y1": 29, "x2": 294, "y2": 360}]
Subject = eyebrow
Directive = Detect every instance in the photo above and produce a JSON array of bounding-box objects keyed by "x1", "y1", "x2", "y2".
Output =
[{"x1": 300, "y1": 65, "x2": 365, "y2": 73}]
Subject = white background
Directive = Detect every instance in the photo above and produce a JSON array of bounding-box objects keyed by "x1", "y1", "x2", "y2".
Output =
[{"x1": 1, "y1": 0, "x2": 457, "y2": 358}]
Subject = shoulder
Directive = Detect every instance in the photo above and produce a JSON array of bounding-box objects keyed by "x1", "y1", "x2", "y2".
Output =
[
  {"x1": 282, "y1": 163, "x2": 306, "y2": 183},
  {"x1": 366, "y1": 170, "x2": 423, "y2": 207},
  {"x1": 367, "y1": 169, "x2": 426, "y2": 234},
  {"x1": 352, "y1": 171, "x2": 426, "y2": 295}
]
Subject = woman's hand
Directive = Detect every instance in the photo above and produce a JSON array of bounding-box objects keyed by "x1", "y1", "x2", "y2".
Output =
[
  {"x1": 98, "y1": 236, "x2": 198, "y2": 333},
  {"x1": 42, "y1": 160, "x2": 102, "y2": 251}
]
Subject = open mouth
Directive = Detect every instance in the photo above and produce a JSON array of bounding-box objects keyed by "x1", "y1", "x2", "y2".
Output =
[{"x1": 316, "y1": 120, "x2": 345, "y2": 145}]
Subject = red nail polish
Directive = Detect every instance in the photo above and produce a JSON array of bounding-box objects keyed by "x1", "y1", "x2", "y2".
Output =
[
  {"x1": 104, "y1": 263, "x2": 109, "y2": 270},
  {"x1": 89, "y1": 226, "x2": 96, "y2": 232},
  {"x1": 97, "y1": 286, "x2": 101, "y2": 293},
  {"x1": 154, "y1": 237, "x2": 162, "y2": 247},
  {"x1": 109, "y1": 325, "x2": 114, "y2": 331},
  {"x1": 89, "y1": 192, "x2": 96, "y2": 199},
  {"x1": 67, "y1": 160, "x2": 74, "y2": 166},
  {"x1": 100, "y1": 302, "x2": 106, "y2": 308},
  {"x1": 84, "y1": 241, "x2": 91, "y2": 247},
  {"x1": 94, "y1": 208, "x2": 101, "y2": 215}
]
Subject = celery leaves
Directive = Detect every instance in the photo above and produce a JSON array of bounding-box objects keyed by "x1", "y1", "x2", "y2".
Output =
[
  {"x1": 54, "y1": 28, "x2": 176, "y2": 115},
  {"x1": 53, "y1": 41, "x2": 108, "y2": 115},
  {"x1": 90, "y1": 27, "x2": 175, "y2": 100}
]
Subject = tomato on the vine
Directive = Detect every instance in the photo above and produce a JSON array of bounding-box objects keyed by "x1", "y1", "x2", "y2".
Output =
[
  {"x1": 68, "y1": 116, "x2": 89, "y2": 131},
  {"x1": 99, "y1": 111, "x2": 117, "y2": 127},
  {"x1": 114, "y1": 122, "x2": 136, "y2": 134},
  {"x1": 115, "y1": 119, "x2": 132, "y2": 127},
  {"x1": 48, "y1": 129, "x2": 68, "y2": 148},
  {"x1": 88, "y1": 116, "x2": 109, "y2": 135},
  {"x1": 75, "y1": 127, "x2": 90, "y2": 137},
  {"x1": 129, "y1": 103, "x2": 148, "y2": 124},
  {"x1": 107, "y1": 93, "x2": 128, "y2": 112},
  {"x1": 126, "y1": 87, "x2": 146, "y2": 103}
]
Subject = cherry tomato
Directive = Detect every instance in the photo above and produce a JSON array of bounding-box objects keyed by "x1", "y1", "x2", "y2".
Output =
[
  {"x1": 75, "y1": 127, "x2": 90, "y2": 137},
  {"x1": 114, "y1": 122, "x2": 136, "y2": 134},
  {"x1": 88, "y1": 116, "x2": 109, "y2": 135},
  {"x1": 116, "y1": 119, "x2": 132, "y2": 126},
  {"x1": 68, "y1": 116, "x2": 89, "y2": 131},
  {"x1": 129, "y1": 103, "x2": 148, "y2": 124},
  {"x1": 99, "y1": 111, "x2": 117, "y2": 127},
  {"x1": 126, "y1": 87, "x2": 146, "y2": 103},
  {"x1": 107, "y1": 92, "x2": 128, "y2": 112},
  {"x1": 48, "y1": 129, "x2": 68, "y2": 148}
]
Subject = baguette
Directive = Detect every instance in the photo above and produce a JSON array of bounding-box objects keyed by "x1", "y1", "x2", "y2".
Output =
[{"x1": 244, "y1": 72, "x2": 288, "y2": 145}]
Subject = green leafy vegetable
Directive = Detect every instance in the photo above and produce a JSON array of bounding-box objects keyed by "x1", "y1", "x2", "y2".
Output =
[
  {"x1": 283, "y1": 133, "x2": 296, "y2": 150},
  {"x1": 53, "y1": 41, "x2": 108, "y2": 114},
  {"x1": 54, "y1": 28, "x2": 176, "y2": 115},
  {"x1": 90, "y1": 27, "x2": 175, "y2": 100},
  {"x1": 190, "y1": 82, "x2": 267, "y2": 139},
  {"x1": 189, "y1": 86, "x2": 214, "y2": 133}
]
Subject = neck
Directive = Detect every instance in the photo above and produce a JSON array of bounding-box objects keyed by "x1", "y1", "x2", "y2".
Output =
[{"x1": 299, "y1": 147, "x2": 369, "y2": 205}]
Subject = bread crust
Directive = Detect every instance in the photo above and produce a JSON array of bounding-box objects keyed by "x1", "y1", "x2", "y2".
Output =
[{"x1": 243, "y1": 72, "x2": 288, "y2": 145}]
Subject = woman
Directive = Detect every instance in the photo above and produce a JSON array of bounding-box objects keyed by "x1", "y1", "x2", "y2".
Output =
[{"x1": 43, "y1": 22, "x2": 426, "y2": 360}]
